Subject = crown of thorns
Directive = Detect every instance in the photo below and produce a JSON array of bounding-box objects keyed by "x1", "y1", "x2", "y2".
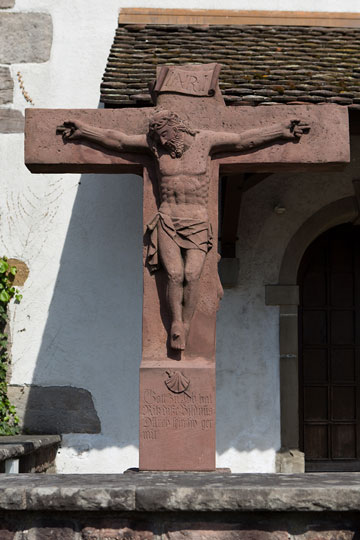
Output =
[{"x1": 149, "y1": 110, "x2": 193, "y2": 135}]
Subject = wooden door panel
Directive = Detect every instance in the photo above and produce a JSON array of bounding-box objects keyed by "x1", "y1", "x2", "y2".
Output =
[
  {"x1": 304, "y1": 349, "x2": 328, "y2": 382},
  {"x1": 303, "y1": 273, "x2": 327, "y2": 305},
  {"x1": 299, "y1": 224, "x2": 360, "y2": 471},
  {"x1": 303, "y1": 311, "x2": 327, "y2": 344},
  {"x1": 332, "y1": 387, "x2": 356, "y2": 420},
  {"x1": 331, "y1": 273, "x2": 354, "y2": 307},
  {"x1": 304, "y1": 387, "x2": 328, "y2": 420},
  {"x1": 332, "y1": 424, "x2": 356, "y2": 458},
  {"x1": 331, "y1": 311, "x2": 354, "y2": 344},
  {"x1": 304, "y1": 425, "x2": 328, "y2": 459},
  {"x1": 331, "y1": 349, "x2": 355, "y2": 382}
]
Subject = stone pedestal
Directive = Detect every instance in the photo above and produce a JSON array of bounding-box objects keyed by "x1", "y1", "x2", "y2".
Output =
[{"x1": 140, "y1": 361, "x2": 215, "y2": 471}]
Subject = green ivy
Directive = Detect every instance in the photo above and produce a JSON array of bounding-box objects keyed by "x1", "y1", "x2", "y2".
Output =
[{"x1": 0, "y1": 257, "x2": 22, "y2": 435}]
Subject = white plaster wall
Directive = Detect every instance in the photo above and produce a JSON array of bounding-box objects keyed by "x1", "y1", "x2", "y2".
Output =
[{"x1": 1, "y1": 0, "x2": 359, "y2": 473}]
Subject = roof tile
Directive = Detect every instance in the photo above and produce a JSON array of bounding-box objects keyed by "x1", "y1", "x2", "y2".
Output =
[{"x1": 101, "y1": 24, "x2": 360, "y2": 107}]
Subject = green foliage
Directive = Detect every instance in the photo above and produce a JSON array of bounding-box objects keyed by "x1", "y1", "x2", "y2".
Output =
[{"x1": 0, "y1": 257, "x2": 22, "y2": 435}]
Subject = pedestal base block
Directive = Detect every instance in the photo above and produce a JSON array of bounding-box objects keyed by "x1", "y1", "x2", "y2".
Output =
[{"x1": 140, "y1": 362, "x2": 215, "y2": 471}]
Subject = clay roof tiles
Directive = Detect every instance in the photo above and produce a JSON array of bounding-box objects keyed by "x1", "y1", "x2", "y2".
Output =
[{"x1": 101, "y1": 24, "x2": 360, "y2": 108}]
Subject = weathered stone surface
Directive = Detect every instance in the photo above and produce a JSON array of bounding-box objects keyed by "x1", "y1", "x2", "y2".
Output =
[
  {"x1": 0, "y1": 109, "x2": 24, "y2": 133},
  {"x1": 0, "y1": 435, "x2": 61, "y2": 462},
  {"x1": 19, "y1": 441, "x2": 59, "y2": 473},
  {"x1": 0, "y1": 13, "x2": 52, "y2": 64},
  {"x1": 0, "y1": 525, "x2": 15, "y2": 540},
  {"x1": 166, "y1": 528, "x2": 288, "y2": 539},
  {"x1": 0, "y1": 0, "x2": 15, "y2": 7},
  {"x1": 8, "y1": 385, "x2": 101, "y2": 434},
  {"x1": 82, "y1": 523, "x2": 153, "y2": 539},
  {"x1": 0, "y1": 473, "x2": 360, "y2": 512},
  {"x1": 7, "y1": 259, "x2": 29, "y2": 286},
  {"x1": 276, "y1": 448, "x2": 305, "y2": 473},
  {"x1": 139, "y1": 364, "x2": 216, "y2": 471},
  {"x1": 299, "y1": 533, "x2": 355, "y2": 540},
  {"x1": 0, "y1": 66, "x2": 13, "y2": 104},
  {"x1": 28, "y1": 526, "x2": 76, "y2": 540}
]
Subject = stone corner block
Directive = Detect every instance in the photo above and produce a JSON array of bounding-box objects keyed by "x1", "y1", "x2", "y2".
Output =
[
  {"x1": 0, "y1": 66, "x2": 13, "y2": 105},
  {"x1": 265, "y1": 284, "x2": 299, "y2": 306},
  {"x1": 0, "y1": 0, "x2": 15, "y2": 8},
  {"x1": 276, "y1": 448, "x2": 305, "y2": 473},
  {"x1": 0, "y1": 12, "x2": 52, "y2": 64},
  {"x1": 0, "y1": 109, "x2": 24, "y2": 133}
]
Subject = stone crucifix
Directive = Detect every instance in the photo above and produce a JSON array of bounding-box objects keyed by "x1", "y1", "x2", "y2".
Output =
[
  {"x1": 58, "y1": 108, "x2": 308, "y2": 351},
  {"x1": 25, "y1": 63, "x2": 349, "y2": 470}
]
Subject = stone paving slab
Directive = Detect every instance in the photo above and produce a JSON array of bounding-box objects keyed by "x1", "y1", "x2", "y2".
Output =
[{"x1": 0, "y1": 473, "x2": 360, "y2": 512}]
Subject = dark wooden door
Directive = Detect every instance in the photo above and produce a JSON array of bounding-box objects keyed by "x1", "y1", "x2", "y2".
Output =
[{"x1": 298, "y1": 224, "x2": 360, "y2": 471}]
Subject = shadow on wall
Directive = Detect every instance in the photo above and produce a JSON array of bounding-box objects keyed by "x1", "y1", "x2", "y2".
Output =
[{"x1": 22, "y1": 171, "x2": 143, "y2": 450}]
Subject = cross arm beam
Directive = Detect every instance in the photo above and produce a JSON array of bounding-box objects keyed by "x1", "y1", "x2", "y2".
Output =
[
  {"x1": 214, "y1": 104, "x2": 349, "y2": 173},
  {"x1": 25, "y1": 109, "x2": 153, "y2": 174}
]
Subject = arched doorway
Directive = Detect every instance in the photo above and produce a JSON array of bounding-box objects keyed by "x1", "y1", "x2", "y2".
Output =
[{"x1": 298, "y1": 223, "x2": 360, "y2": 471}]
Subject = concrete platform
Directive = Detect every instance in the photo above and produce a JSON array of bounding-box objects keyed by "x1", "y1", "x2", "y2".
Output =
[{"x1": 1, "y1": 472, "x2": 360, "y2": 538}]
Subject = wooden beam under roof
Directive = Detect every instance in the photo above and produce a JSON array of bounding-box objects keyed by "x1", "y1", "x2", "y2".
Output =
[{"x1": 119, "y1": 8, "x2": 360, "y2": 28}]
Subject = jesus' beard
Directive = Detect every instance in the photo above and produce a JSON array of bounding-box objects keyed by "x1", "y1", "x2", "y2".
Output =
[{"x1": 164, "y1": 133, "x2": 185, "y2": 158}]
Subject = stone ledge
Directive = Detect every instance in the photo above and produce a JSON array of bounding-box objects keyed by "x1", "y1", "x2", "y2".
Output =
[
  {"x1": 1, "y1": 473, "x2": 360, "y2": 512},
  {"x1": 0, "y1": 435, "x2": 61, "y2": 462}
]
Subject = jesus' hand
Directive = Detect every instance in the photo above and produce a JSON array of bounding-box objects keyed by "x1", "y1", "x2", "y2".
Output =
[
  {"x1": 57, "y1": 120, "x2": 85, "y2": 141},
  {"x1": 284, "y1": 119, "x2": 311, "y2": 140}
]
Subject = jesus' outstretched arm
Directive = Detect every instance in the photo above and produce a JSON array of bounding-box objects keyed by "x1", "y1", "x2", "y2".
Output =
[
  {"x1": 58, "y1": 120, "x2": 148, "y2": 153},
  {"x1": 209, "y1": 119, "x2": 310, "y2": 153}
]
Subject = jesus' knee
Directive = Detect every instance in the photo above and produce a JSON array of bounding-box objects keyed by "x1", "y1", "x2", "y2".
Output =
[
  {"x1": 166, "y1": 268, "x2": 184, "y2": 285},
  {"x1": 185, "y1": 267, "x2": 202, "y2": 284}
]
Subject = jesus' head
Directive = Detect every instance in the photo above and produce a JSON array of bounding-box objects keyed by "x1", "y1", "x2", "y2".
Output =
[{"x1": 148, "y1": 110, "x2": 197, "y2": 158}]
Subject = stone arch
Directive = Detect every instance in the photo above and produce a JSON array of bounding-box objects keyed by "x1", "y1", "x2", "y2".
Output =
[{"x1": 266, "y1": 196, "x2": 359, "y2": 472}]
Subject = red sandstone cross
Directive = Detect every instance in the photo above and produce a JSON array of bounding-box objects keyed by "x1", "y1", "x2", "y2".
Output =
[{"x1": 25, "y1": 63, "x2": 349, "y2": 471}]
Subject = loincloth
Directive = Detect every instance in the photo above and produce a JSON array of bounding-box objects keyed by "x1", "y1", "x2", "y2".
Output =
[{"x1": 146, "y1": 212, "x2": 213, "y2": 272}]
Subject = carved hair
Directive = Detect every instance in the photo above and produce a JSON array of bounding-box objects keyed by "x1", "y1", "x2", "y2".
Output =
[{"x1": 148, "y1": 110, "x2": 197, "y2": 157}]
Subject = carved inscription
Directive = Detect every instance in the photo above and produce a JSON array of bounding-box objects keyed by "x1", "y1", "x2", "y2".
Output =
[
  {"x1": 141, "y1": 388, "x2": 214, "y2": 440},
  {"x1": 162, "y1": 69, "x2": 211, "y2": 96},
  {"x1": 157, "y1": 64, "x2": 220, "y2": 97}
]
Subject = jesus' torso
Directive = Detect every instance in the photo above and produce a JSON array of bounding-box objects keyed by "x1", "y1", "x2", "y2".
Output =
[{"x1": 155, "y1": 132, "x2": 211, "y2": 221}]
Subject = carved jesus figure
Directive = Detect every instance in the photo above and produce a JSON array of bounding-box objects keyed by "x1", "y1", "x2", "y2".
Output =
[{"x1": 60, "y1": 111, "x2": 309, "y2": 350}]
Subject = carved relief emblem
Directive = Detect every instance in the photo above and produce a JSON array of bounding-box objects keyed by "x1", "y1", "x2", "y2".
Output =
[{"x1": 165, "y1": 370, "x2": 190, "y2": 396}]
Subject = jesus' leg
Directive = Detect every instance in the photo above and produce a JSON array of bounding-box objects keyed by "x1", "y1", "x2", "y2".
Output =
[
  {"x1": 183, "y1": 249, "x2": 207, "y2": 340},
  {"x1": 158, "y1": 226, "x2": 185, "y2": 349}
]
